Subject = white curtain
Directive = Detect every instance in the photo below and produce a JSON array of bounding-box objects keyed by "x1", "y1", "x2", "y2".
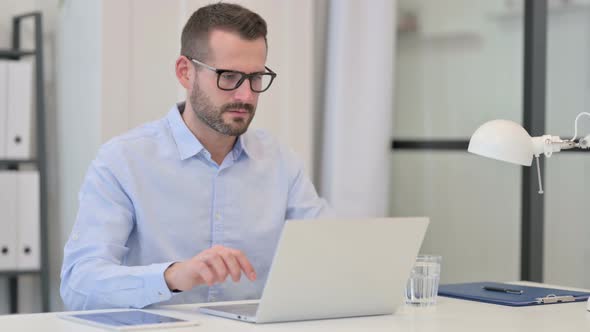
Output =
[{"x1": 321, "y1": 0, "x2": 397, "y2": 217}]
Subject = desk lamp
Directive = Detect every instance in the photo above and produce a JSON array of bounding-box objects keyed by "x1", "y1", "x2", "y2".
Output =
[
  {"x1": 467, "y1": 112, "x2": 590, "y2": 310},
  {"x1": 468, "y1": 112, "x2": 590, "y2": 192}
]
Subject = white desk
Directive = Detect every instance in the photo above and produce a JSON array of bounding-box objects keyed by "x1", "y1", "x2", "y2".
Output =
[{"x1": 1, "y1": 283, "x2": 589, "y2": 331}]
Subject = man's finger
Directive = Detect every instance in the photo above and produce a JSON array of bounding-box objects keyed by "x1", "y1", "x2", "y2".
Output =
[
  {"x1": 232, "y1": 249, "x2": 257, "y2": 281},
  {"x1": 220, "y1": 251, "x2": 242, "y2": 282},
  {"x1": 205, "y1": 254, "x2": 229, "y2": 283},
  {"x1": 194, "y1": 260, "x2": 215, "y2": 286}
]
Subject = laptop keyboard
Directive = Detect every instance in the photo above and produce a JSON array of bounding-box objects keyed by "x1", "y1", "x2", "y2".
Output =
[{"x1": 208, "y1": 303, "x2": 259, "y2": 317}]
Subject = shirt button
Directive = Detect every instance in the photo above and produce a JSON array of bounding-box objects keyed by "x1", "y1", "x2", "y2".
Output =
[
  {"x1": 215, "y1": 213, "x2": 221, "y2": 220},
  {"x1": 72, "y1": 233, "x2": 79, "y2": 241}
]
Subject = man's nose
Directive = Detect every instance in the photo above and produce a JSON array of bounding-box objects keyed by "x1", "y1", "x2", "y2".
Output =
[{"x1": 233, "y1": 79, "x2": 256, "y2": 102}]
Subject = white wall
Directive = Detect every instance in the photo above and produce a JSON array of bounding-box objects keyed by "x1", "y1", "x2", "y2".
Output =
[{"x1": 100, "y1": 0, "x2": 181, "y2": 140}]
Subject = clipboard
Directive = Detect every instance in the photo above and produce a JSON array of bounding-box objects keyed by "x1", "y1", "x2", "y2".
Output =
[{"x1": 438, "y1": 281, "x2": 590, "y2": 306}]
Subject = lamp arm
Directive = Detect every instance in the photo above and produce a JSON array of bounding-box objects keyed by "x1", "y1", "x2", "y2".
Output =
[
  {"x1": 532, "y1": 135, "x2": 569, "y2": 157},
  {"x1": 527, "y1": 112, "x2": 590, "y2": 195},
  {"x1": 532, "y1": 134, "x2": 584, "y2": 158},
  {"x1": 534, "y1": 112, "x2": 590, "y2": 155}
]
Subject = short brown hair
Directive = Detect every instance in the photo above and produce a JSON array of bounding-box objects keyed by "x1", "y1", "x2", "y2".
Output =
[{"x1": 181, "y1": 2, "x2": 268, "y2": 61}]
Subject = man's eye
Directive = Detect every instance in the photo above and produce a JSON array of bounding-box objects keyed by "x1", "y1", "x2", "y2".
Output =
[{"x1": 221, "y1": 73, "x2": 239, "y2": 81}]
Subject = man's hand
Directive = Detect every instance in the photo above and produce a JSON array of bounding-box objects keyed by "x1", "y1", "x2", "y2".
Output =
[{"x1": 164, "y1": 245, "x2": 257, "y2": 292}]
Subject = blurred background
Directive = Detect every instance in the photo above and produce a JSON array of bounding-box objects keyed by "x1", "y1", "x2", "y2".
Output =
[{"x1": 0, "y1": 0, "x2": 588, "y2": 314}]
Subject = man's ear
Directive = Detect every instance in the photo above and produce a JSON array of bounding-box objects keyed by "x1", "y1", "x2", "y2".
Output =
[{"x1": 175, "y1": 56, "x2": 192, "y2": 90}]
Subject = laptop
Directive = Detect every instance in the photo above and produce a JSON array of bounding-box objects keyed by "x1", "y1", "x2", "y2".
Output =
[{"x1": 199, "y1": 217, "x2": 429, "y2": 323}]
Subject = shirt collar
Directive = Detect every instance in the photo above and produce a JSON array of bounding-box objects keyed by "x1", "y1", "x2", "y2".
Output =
[
  {"x1": 232, "y1": 135, "x2": 252, "y2": 161},
  {"x1": 167, "y1": 102, "x2": 252, "y2": 161},
  {"x1": 167, "y1": 103, "x2": 204, "y2": 160}
]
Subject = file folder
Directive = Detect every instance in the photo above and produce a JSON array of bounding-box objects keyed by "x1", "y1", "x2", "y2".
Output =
[
  {"x1": 0, "y1": 61, "x2": 7, "y2": 158},
  {"x1": 5, "y1": 60, "x2": 34, "y2": 159},
  {"x1": 438, "y1": 281, "x2": 590, "y2": 306},
  {"x1": 16, "y1": 170, "x2": 40, "y2": 270},
  {"x1": 0, "y1": 171, "x2": 18, "y2": 270}
]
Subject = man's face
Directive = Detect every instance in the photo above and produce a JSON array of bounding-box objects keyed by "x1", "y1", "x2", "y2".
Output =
[{"x1": 189, "y1": 30, "x2": 267, "y2": 136}]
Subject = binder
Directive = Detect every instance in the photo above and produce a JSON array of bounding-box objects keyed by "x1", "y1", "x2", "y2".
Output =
[
  {"x1": 438, "y1": 281, "x2": 590, "y2": 306},
  {"x1": 0, "y1": 171, "x2": 18, "y2": 270},
  {"x1": 5, "y1": 60, "x2": 34, "y2": 159},
  {"x1": 0, "y1": 61, "x2": 7, "y2": 158},
  {"x1": 16, "y1": 170, "x2": 40, "y2": 270}
]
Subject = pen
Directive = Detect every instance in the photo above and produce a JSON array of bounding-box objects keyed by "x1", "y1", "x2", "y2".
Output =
[{"x1": 482, "y1": 286, "x2": 523, "y2": 295}]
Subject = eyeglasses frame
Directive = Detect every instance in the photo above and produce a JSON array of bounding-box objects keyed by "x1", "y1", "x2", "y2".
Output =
[{"x1": 185, "y1": 55, "x2": 277, "y2": 93}]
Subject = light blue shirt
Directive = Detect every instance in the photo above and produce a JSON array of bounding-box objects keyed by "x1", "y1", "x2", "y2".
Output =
[{"x1": 60, "y1": 103, "x2": 329, "y2": 310}]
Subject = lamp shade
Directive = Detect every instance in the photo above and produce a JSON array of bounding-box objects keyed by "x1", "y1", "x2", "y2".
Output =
[{"x1": 468, "y1": 119, "x2": 534, "y2": 166}]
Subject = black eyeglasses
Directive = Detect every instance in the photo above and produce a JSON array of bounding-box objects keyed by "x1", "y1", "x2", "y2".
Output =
[{"x1": 185, "y1": 56, "x2": 277, "y2": 93}]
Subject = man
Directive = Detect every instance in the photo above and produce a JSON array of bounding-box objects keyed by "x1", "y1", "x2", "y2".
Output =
[{"x1": 60, "y1": 3, "x2": 329, "y2": 310}]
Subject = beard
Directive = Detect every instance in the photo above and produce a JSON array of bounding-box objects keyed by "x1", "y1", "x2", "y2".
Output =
[{"x1": 189, "y1": 80, "x2": 256, "y2": 136}]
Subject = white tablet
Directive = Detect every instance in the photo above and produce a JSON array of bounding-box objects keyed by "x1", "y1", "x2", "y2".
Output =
[{"x1": 58, "y1": 310, "x2": 199, "y2": 331}]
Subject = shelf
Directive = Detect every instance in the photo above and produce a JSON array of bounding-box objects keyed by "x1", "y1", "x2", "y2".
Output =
[
  {"x1": 0, "y1": 49, "x2": 36, "y2": 59},
  {"x1": 0, "y1": 270, "x2": 41, "y2": 277},
  {"x1": 0, "y1": 159, "x2": 37, "y2": 166},
  {"x1": 2, "y1": 11, "x2": 49, "y2": 314}
]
